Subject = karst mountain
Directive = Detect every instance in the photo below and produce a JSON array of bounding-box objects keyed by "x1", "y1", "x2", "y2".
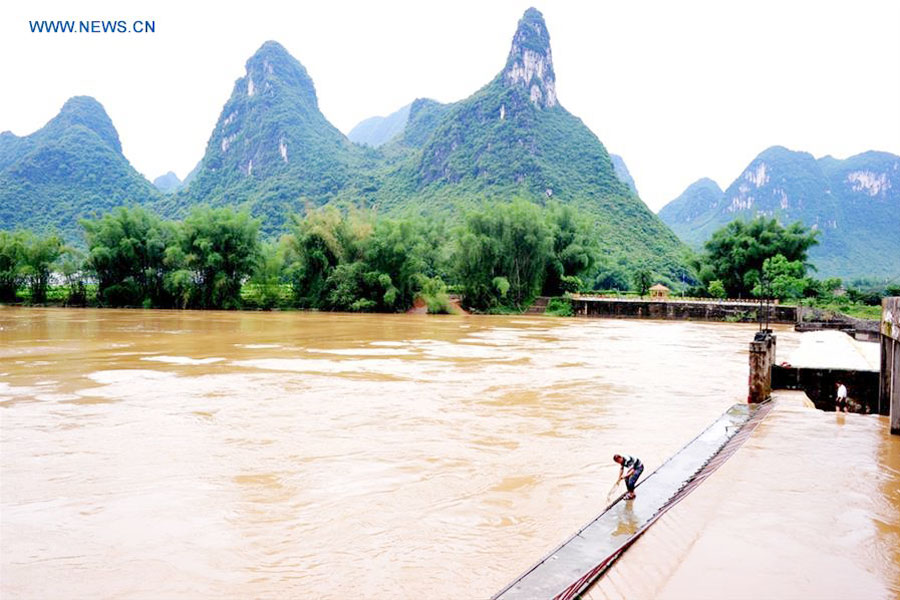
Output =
[{"x1": 659, "y1": 146, "x2": 900, "y2": 278}]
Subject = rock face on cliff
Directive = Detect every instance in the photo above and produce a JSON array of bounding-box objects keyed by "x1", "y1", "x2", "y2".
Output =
[
  {"x1": 502, "y1": 7, "x2": 557, "y2": 109},
  {"x1": 0, "y1": 96, "x2": 160, "y2": 240},
  {"x1": 659, "y1": 147, "x2": 900, "y2": 278}
]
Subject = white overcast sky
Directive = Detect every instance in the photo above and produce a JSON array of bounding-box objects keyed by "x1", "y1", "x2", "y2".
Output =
[{"x1": 2, "y1": 0, "x2": 899, "y2": 212}]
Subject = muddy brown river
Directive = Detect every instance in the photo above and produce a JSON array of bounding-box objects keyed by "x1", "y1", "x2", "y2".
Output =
[{"x1": 1, "y1": 308, "x2": 897, "y2": 598}]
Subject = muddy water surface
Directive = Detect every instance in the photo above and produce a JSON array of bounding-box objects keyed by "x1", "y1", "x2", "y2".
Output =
[{"x1": 0, "y1": 307, "x2": 860, "y2": 598}]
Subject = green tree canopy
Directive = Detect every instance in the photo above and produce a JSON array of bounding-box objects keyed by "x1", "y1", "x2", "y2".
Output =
[
  {"x1": 81, "y1": 206, "x2": 177, "y2": 307},
  {"x1": 0, "y1": 231, "x2": 26, "y2": 302},
  {"x1": 19, "y1": 232, "x2": 67, "y2": 303},
  {"x1": 284, "y1": 206, "x2": 363, "y2": 308},
  {"x1": 543, "y1": 203, "x2": 597, "y2": 296},
  {"x1": 753, "y1": 254, "x2": 807, "y2": 300},
  {"x1": 632, "y1": 265, "x2": 653, "y2": 298},
  {"x1": 697, "y1": 217, "x2": 819, "y2": 298},
  {"x1": 174, "y1": 206, "x2": 261, "y2": 309},
  {"x1": 283, "y1": 207, "x2": 444, "y2": 312},
  {"x1": 456, "y1": 200, "x2": 552, "y2": 311}
]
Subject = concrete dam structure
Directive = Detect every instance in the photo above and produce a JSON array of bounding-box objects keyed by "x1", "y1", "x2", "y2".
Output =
[{"x1": 494, "y1": 305, "x2": 900, "y2": 598}]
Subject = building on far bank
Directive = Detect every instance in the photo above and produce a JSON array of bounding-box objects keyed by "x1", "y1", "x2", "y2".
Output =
[{"x1": 649, "y1": 284, "x2": 670, "y2": 299}]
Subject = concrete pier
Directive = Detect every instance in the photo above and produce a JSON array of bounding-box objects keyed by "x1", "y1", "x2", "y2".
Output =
[
  {"x1": 748, "y1": 330, "x2": 776, "y2": 403},
  {"x1": 581, "y1": 394, "x2": 900, "y2": 599},
  {"x1": 880, "y1": 297, "x2": 900, "y2": 435}
]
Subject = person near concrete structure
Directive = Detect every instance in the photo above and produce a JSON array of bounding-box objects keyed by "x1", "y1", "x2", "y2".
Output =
[
  {"x1": 835, "y1": 381, "x2": 848, "y2": 413},
  {"x1": 614, "y1": 453, "x2": 644, "y2": 500}
]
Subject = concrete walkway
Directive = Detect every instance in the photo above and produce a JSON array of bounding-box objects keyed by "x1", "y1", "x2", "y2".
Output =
[{"x1": 492, "y1": 403, "x2": 764, "y2": 600}]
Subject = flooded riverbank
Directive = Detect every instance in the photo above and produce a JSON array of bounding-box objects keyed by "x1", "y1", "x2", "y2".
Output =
[{"x1": 0, "y1": 307, "x2": 890, "y2": 598}]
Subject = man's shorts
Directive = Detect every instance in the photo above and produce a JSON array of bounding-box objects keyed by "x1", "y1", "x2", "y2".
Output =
[{"x1": 626, "y1": 463, "x2": 644, "y2": 491}]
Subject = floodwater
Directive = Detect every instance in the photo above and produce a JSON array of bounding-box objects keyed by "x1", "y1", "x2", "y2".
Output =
[
  {"x1": 0, "y1": 307, "x2": 893, "y2": 598},
  {"x1": 585, "y1": 393, "x2": 900, "y2": 600}
]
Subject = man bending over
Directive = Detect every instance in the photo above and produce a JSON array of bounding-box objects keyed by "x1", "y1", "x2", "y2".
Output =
[{"x1": 614, "y1": 453, "x2": 644, "y2": 500}]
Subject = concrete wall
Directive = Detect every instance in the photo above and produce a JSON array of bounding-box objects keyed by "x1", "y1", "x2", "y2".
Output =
[
  {"x1": 572, "y1": 298, "x2": 797, "y2": 323},
  {"x1": 880, "y1": 297, "x2": 900, "y2": 435},
  {"x1": 772, "y1": 366, "x2": 882, "y2": 414}
]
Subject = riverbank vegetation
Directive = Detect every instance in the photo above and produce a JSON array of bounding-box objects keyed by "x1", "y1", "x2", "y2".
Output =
[
  {"x1": 689, "y1": 217, "x2": 897, "y2": 319},
  {"x1": 0, "y1": 201, "x2": 596, "y2": 313},
  {"x1": 3, "y1": 210, "x2": 895, "y2": 317}
]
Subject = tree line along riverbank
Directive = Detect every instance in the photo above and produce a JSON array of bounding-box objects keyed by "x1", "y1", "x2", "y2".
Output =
[{"x1": 1, "y1": 203, "x2": 895, "y2": 316}]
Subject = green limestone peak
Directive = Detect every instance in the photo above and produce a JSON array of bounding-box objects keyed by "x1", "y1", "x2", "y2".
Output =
[
  {"x1": 657, "y1": 177, "x2": 724, "y2": 225},
  {"x1": 502, "y1": 8, "x2": 557, "y2": 109},
  {"x1": 393, "y1": 98, "x2": 449, "y2": 149},
  {"x1": 49, "y1": 96, "x2": 122, "y2": 153},
  {"x1": 0, "y1": 96, "x2": 160, "y2": 242},
  {"x1": 1, "y1": 96, "x2": 122, "y2": 169},
  {"x1": 380, "y1": 8, "x2": 686, "y2": 279},
  {"x1": 242, "y1": 40, "x2": 319, "y2": 108},
  {"x1": 173, "y1": 40, "x2": 359, "y2": 233}
]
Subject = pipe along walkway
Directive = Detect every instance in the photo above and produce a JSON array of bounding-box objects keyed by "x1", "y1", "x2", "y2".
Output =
[{"x1": 492, "y1": 401, "x2": 773, "y2": 600}]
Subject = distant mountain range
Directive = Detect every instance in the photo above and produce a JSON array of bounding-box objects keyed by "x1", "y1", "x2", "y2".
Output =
[
  {"x1": 658, "y1": 146, "x2": 900, "y2": 278},
  {"x1": 2, "y1": 8, "x2": 894, "y2": 281},
  {"x1": 1, "y1": 7, "x2": 684, "y2": 277},
  {"x1": 152, "y1": 171, "x2": 182, "y2": 194},
  {"x1": 347, "y1": 103, "x2": 411, "y2": 147},
  {"x1": 609, "y1": 154, "x2": 638, "y2": 196}
]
